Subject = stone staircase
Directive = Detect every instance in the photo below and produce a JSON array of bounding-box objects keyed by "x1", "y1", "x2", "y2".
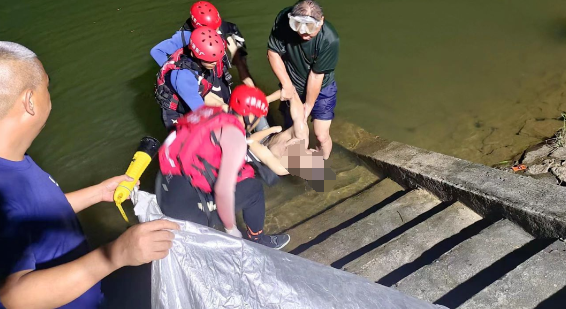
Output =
[
  {"x1": 281, "y1": 182, "x2": 566, "y2": 308},
  {"x1": 261, "y1": 119, "x2": 566, "y2": 308}
]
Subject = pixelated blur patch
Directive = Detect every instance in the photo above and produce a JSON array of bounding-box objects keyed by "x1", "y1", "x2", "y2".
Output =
[
  {"x1": 282, "y1": 139, "x2": 337, "y2": 192},
  {"x1": 307, "y1": 163, "x2": 336, "y2": 192},
  {"x1": 308, "y1": 178, "x2": 336, "y2": 192}
]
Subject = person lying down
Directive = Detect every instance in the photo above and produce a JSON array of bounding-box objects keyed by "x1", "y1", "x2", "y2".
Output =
[{"x1": 247, "y1": 125, "x2": 336, "y2": 192}]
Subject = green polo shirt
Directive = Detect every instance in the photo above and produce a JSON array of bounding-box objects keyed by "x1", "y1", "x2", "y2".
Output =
[{"x1": 268, "y1": 7, "x2": 339, "y2": 95}]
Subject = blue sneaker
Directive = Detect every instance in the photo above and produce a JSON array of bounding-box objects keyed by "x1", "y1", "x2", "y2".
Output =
[{"x1": 256, "y1": 234, "x2": 291, "y2": 250}]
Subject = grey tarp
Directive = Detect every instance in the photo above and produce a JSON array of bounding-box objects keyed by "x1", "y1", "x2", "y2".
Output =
[{"x1": 133, "y1": 190, "x2": 447, "y2": 309}]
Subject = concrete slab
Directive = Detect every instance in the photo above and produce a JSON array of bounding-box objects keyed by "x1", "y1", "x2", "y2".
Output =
[
  {"x1": 344, "y1": 202, "x2": 482, "y2": 283},
  {"x1": 395, "y1": 219, "x2": 533, "y2": 303},
  {"x1": 283, "y1": 178, "x2": 404, "y2": 252},
  {"x1": 459, "y1": 240, "x2": 566, "y2": 309},
  {"x1": 299, "y1": 189, "x2": 440, "y2": 265},
  {"x1": 354, "y1": 139, "x2": 566, "y2": 238}
]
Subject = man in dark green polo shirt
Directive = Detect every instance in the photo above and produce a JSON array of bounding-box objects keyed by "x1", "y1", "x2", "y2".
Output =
[{"x1": 268, "y1": 0, "x2": 339, "y2": 160}]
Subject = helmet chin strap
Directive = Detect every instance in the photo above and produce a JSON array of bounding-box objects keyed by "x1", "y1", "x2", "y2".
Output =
[
  {"x1": 243, "y1": 115, "x2": 260, "y2": 135},
  {"x1": 189, "y1": 52, "x2": 206, "y2": 70},
  {"x1": 229, "y1": 108, "x2": 259, "y2": 136}
]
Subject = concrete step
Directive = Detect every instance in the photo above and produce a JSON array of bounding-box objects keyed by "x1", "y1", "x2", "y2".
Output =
[
  {"x1": 395, "y1": 219, "x2": 534, "y2": 304},
  {"x1": 283, "y1": 178, "x2": 404, "y2": 252},
  {"x1": 298, "y1": 189, "x2": 441, "y2": 266},
  {"x1": 458, "y1": 240, "x2": 566, "y2": 309},
  {"x1": 343, "y1": 202, "x2": 484, "y2": 283}
]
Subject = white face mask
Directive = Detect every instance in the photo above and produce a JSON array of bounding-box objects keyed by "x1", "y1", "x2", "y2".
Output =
[{"x1": 288, "y1": 13, "x2": 322, "y2": 34}]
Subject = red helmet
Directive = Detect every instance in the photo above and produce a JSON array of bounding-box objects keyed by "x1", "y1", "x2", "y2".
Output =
[
  {"x1": 190, "y1": 1, "x2": 222, "y2": 30},
  {"x1": 189, "y1": 26, "x2": 225, "y2": 62},
  {"x1": 229, "y1": 85, "x2": 269, "y2": 118}
]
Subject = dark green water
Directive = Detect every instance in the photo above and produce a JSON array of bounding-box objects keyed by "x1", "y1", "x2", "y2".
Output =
[{"x1": 3, "y1": 0, "x2": 566, "y2": 242}]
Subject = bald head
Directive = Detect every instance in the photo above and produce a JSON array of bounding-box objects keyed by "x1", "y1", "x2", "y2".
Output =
[
  {"x1": 292, "y1": 0, "x2": 324, "y2": 21},
  {"x1": 0, "y1": 42, "x2": 44, "y2": 119}
]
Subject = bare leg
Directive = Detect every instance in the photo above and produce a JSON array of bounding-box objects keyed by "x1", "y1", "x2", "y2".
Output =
[{"x1": 313, "y1": 119, "x2": 332, "y2": 160}]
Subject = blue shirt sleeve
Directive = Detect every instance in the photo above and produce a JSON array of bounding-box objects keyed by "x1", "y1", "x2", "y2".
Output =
[
  {"x1": 170, "y1": 70, "x2": 204, "y2": 111},
  {"x1": 150, "y1": 31, "x2": 192, "y2": 66},
  {"x1": 0, "y1": 200, "x2": 36, "y2": 277}
]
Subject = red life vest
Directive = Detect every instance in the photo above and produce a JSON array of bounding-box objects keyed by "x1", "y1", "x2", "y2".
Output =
[
  {"x1": 158, "y1": 106, "x2": 255, "y2": 193},
  {"x1": 155, "y1": 47, "x2": 227, "y2": 112}
]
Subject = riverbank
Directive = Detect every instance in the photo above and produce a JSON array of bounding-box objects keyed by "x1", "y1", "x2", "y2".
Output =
[
  {"x1": 494, "y1": 114, "x2": 566, "y2": 186},
  {"x1": 400, "y1": 69, "x2": 566, "y2": 167}
]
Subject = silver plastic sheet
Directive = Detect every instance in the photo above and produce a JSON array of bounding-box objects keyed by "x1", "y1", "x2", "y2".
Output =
[{"x1": 133, "y1": 190, "x2": 447, "y2": 309}]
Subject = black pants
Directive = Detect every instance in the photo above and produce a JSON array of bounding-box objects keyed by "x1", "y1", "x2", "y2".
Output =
[{"x1": 155, "y1": 174, "x2": 266, "y2": 235}]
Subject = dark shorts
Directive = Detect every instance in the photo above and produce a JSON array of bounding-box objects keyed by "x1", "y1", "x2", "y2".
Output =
[{"x1": 279, "y1": 81, "x2": 337, "y2": 129}]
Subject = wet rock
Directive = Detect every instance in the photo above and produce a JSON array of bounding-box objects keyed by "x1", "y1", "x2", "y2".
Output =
[
  {"x1": 530, "y1": 173, "x2": 559, "y2": 185},
  {"x1": 523, "y1": 144, "x2": 554, "y2": 164},
  {"x1": 551, "y1": 166, "x2": 566, "y2": 184},
  {"x1": 549, "y1": 147, "x2": 566, "y2": 160},
  {"x1": 526, "y1": 159, "x2": 560, "y2": 175}
]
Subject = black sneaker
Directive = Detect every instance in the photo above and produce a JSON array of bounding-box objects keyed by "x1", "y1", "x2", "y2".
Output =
[{"x1": 255, "y1": 234, "x2": 291, "y2": 250}]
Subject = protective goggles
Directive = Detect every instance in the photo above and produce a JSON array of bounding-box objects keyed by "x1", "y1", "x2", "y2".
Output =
[{"x1": 288, "y1": 13, "x2": 322, "y2": 34}]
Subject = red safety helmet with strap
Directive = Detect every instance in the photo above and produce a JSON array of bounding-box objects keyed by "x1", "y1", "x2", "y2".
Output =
[
  {"x1": 229, "y1": 85, "x2": 269, "y2": 131},
  {"x1": 189, "y1": 26, "x2": 226, "y2": 63},
  {"x1": 158, "y1": 106, "x2": 255, "y2": 193},
  {"x1": 190, "y1": 1, "x2": 222, "y2": 30}
]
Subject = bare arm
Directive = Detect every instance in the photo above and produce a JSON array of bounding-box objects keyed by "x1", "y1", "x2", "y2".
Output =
[
  {"x1": 214, "y1": 127, "x2": 247, "y2": 230},
  {"x1": 248, "y1": 126, "x2": 282, "y2": 143},
  {"x1": 266, "y1": 90, "x2": 281, "y2": 104},
  {"x1": 65, "y1": 175, "x2": 131, "y2": 213},
  {"x1": 65, "y1": 186, "x2": 103, "y2": 213},
  {"x1": 226, "y1": 35, "x2": 254, "y2": 86},
  {"x1": 267, "y1": 50, "x2": 308, "y2": 145},
  {"x1": 267, "y1": 50, "x2": 294, "y2": 97},
  {"x1": 0, "y1": 247, "x2": 117, "y2": 309},
  {"x1": 289, "y1": 91, "x2": 309, "y2": 147},
  {"x1": 225, "y1": 36, "x2": 239, "y2": 62},
  {"x1": 0, "y1": 220, "x2": 178, "y2": 309},
  {"x1": 247, "y1": 126, "x2": 289, "y2": 176},
  {"x1": 203, "y1": 92, "x2": 227, "y2": 107},
  {"x1": 233, "y1": 51, "x2": 254, "y2": 87},
  {"x1": 248, "y1": 141, "x2": 289, "y2": 176}
]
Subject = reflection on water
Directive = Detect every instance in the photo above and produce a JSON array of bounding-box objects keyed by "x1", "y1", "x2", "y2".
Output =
[{"x1": 2, "y1": 0, "x2": 566, "y2": 242}]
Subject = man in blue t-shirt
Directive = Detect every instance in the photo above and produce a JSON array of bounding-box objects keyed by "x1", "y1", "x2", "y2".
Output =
[{"x1": 0, "y1": 42, "x2": 179, "y2": 309}]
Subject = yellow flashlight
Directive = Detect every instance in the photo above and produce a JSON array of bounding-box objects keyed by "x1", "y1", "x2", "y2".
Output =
[{"x1": 113, "y1": 137, "x2": 161, "y2": 222}]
